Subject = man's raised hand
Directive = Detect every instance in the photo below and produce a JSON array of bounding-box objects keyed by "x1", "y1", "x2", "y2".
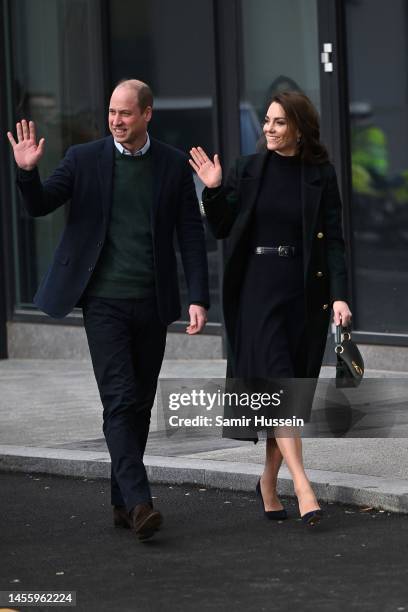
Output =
[
  {"x1": 7, "y1": 119, "x2": 45, "y2": 170},
  {"x1": 189, "y1": 146, "x2": 222, "y2": 189}
]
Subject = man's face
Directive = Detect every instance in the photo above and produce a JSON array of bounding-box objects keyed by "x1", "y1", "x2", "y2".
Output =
[{"x1": 108, "y1": 87, "x2": 152, "y2": 151}]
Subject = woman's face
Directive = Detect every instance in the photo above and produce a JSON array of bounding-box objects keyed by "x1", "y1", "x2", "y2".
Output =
[{"x1": 263, "y1": 101, "x2": 300, "y2": 156}]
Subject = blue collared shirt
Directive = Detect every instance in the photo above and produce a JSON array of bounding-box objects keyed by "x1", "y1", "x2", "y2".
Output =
[{"x1": 114, "y1": 133, "x2": 151, "y2": 156}]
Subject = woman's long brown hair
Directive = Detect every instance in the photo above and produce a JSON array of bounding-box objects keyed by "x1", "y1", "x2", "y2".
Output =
[{"x1": 259, "y1": 90, "x2": 330, "y2": 164}]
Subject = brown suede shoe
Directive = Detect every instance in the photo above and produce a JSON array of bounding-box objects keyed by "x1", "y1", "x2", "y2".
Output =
[
  {"x1": 131, "y1": 503, "x2": 163, "y2": 541},
  {"x1": 113, "y1": 505, "x2": 132, "y2": 529}
]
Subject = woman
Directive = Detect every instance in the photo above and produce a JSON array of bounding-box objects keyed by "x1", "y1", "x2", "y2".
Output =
[{"x1": 189, "y1": 91, "x2": 352, "y2": 526}]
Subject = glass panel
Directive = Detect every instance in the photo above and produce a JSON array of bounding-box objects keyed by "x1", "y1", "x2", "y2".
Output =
[
  {"x1": 8, "y1": 0, "x2": 105, "y2": 308},
  {"x1": 346, "y1": 0, "x2": 408, "y2": 333},
  {"x1": 109, "y1": 0, "x2": 220, "y2": 322},
  {"x1": 239, "y1": 0, "x2": 320, "y2": 154}
]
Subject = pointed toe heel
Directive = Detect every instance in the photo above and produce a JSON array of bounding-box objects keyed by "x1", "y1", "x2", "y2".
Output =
[
  {"x1": 256, "y1": 479, "x2": 288, "y2": 521},
  {"x1": 301, "y1": 509, "x2": 323, "y2": 526}
]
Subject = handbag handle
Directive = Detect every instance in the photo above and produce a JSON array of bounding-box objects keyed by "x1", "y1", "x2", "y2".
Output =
[{"x1": 335, "y1": 324, "x2": 351, "y2": 345}]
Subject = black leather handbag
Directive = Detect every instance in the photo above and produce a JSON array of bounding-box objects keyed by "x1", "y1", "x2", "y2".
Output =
[{"x1": 335, "y1": 325, "x2": 364, "y2": 388}]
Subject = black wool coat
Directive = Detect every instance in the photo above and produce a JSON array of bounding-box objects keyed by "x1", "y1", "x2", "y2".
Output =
[{"x1": 203, "y1": 151, "x2": 349, "y2": 379}]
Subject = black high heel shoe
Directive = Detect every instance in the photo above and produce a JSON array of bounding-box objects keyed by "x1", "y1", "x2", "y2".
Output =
[
  {"x1": 301, "y1": 509, "x2": 323, "y2": 526},
  {"x1": 256, "y1": 479, "x2": 288, "y2": 520}
]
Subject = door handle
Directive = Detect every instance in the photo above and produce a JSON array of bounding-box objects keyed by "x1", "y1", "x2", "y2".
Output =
[{"x1": 321, "y1": 42, "x2": 333, "y2": 72}]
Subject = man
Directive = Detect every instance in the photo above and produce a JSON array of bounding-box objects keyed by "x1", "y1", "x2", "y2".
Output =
[{"x1": 7, "y1": 79, "x2": 209, "y2": 541}]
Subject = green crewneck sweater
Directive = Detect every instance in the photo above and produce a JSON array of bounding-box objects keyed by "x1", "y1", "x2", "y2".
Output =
[{"x1": 87, "y1": 148, "x2": 155, "y2": 298}]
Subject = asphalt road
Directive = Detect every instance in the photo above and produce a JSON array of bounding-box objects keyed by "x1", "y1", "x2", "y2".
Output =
[{"x1": 1, "y1": 472, "x2": 408, "y2": 612}]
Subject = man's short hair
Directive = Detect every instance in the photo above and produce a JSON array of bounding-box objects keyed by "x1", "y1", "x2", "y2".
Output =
[{"x1": 114, "y1": 78, "x2": 153, "y2": 111}]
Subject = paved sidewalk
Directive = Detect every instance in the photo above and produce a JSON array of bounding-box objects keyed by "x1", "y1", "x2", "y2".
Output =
[{"x1": 1, "y1": 359, "x2": 408, "y2": 513}]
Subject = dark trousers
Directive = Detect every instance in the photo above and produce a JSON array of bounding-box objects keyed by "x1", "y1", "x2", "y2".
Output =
[{"x1": 82, "y1": 296, "x2": 166, "y2": 511}]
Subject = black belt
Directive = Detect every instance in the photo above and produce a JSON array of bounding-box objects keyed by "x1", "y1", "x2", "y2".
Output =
[{"x1": 254, "y1": 245, "x2": 298, "y2": 257}]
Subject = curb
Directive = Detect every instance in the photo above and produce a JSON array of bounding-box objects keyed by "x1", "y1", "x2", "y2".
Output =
[{"x1": 1, "y1": 445, "x2": 408, "y2": 514}]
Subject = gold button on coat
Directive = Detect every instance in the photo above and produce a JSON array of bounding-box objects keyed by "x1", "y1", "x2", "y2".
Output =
[
  {"x1": 317, "y1": 232, "x2": 324, "y2": 239},
  {"x1": 322, "y1": 303, "x2": 328, "y2": 310},
  {"x1": 316, "y1": 271, "x2": 323, "y2": 277}
]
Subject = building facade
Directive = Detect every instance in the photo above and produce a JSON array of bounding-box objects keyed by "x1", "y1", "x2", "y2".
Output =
[{"x1": 1, "y1": 0, "x2": 407, "y2": 367}]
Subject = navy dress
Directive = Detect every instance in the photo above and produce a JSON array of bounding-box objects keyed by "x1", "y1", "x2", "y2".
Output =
[
  {"x1": 231, "y1": 151, "x2": 311, "y2": 436},
  {"x1": 235, "y1": 150, "x2": 307, "y2": 378}
]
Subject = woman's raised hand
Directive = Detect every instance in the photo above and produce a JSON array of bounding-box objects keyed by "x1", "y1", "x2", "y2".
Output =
[
  {"x1": 7, "y1": 119, "x2": 45, "y2": 171},
  {"x1": 189, "y1": 147, "x2": 222, "y2": 188}
]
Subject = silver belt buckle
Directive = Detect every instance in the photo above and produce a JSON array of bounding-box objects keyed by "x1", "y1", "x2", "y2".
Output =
[{"x1": 278, "y1": 245, "x2": 290, "y2": 257}]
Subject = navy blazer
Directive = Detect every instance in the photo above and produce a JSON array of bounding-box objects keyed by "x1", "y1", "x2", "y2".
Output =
[{"x1": 16, "y1": 135, "x2": 210, "y2": 323}]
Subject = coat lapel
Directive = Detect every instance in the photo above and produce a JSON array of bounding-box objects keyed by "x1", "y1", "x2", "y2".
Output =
[
  {"x1": 150, "y1": 138, "x2": 169, "y2": 229},
  {"x1": 97, "y1": 136, "x2": 114, "y2": 227},
  {"x1": 227, "y1": 152, "x2": 268, "y2": 254},
  {"x1": 302, "y1": 163, "x2": 323, "y2": 277},
  {"x1": 239, "y1": 151, "x2": 269, "y2": 211}
]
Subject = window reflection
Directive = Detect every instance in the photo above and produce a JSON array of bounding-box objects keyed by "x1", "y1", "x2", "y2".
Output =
[
  {"x1": 10, "y1": 0, "x2": 104, "y2": 307},
  {"x1": 239, "y1": 0, "x2": 319, "y2": 154},
  {"x1": 346, "y1": 0, "x2": 408, "y2": 333}
]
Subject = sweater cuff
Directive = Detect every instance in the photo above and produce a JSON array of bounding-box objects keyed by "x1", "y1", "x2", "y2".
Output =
[
  {"x1": 16, "y1": 167, "x2": 38, "y2": 182},
  {"x1": 202, "y1": 185, "x2": 223, "y2": 201},
  {"x1": 190, "y1": 302, "x2": 209, "y2": 310},
  {"x1": 201, "y1": 186, "x2": 224, "y2": 216}
]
